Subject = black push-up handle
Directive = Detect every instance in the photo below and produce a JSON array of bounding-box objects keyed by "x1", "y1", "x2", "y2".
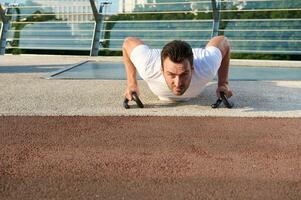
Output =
[
  {"x1": 123, "y1": 92, "x2": 144, "y2": 109},
  {"x1": 211, "y1": 91, "x2": 234, "y2": 109}
]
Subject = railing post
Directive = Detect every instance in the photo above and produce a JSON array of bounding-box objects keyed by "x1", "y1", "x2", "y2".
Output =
[
  {"x1": 89, "y1": 0, "x2": 111, "y2": 56},
  {"x1": 211, "y1": 0, "x2": 221, "y2": 38},
  {"x1": 0, "y1": 5, "x2": 11, "y2": 55}
]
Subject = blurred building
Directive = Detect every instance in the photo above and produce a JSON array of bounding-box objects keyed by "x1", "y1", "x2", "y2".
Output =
[
  {"x1": 34, "y1": 0, "x2": 93, "y2": 21},
  {"x1": 118, "y1": 0, "x2": 210, "y2": 13},
  {"x1": 119, "y1": 0, "x2": 147, "y2": 13}
]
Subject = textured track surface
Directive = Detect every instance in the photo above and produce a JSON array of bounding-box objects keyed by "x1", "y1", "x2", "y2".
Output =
[{"x1": 1, "y1": 116, "x2": 300, "y2": 200}]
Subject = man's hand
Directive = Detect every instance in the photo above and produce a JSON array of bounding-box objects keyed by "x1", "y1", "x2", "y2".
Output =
[
  {"x1": 216, "y1": 83, "x2": 233, "y2": 98},
  {"x1": 124, "y1": 84, "x2": 140, "y2": 101}
]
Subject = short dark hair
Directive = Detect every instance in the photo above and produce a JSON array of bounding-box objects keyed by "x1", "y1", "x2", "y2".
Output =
[{"x1": 161, "y1": 40, "x2": 193, "y2": 69}]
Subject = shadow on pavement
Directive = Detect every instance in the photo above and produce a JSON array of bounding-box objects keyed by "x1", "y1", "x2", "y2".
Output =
[
  {"x1": 142, "y1": 81, "x2": 301, "y2": 113},
  {"x1": 0, "y1": 64, "x2": 70, "y2": 73}
]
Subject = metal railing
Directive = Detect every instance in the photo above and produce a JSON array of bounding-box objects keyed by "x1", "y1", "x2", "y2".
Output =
[{"x1": 0, "y1": 0, "x2": 300, "y2": 55}]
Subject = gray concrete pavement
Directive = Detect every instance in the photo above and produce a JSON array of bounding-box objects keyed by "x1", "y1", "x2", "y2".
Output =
[{"x1": 1, "y1": 55, "x2": 300, "y2": 117}]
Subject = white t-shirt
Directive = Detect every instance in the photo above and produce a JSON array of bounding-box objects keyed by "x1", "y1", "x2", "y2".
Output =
[{"x1": 130, "y1": 44, "x2": 222, "y2": 101}]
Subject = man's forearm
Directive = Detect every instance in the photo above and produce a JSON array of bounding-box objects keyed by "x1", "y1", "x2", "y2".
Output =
[
  {"x1": 217, "y1": 47, "x2": 230, "y2": 86},
  {"x1": 123, "y1": 48, "x2": 138, "y2": 86}
]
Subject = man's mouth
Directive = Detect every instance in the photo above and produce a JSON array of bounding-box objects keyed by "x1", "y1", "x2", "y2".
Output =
[{"x1": 174, "y1": 88, "x2": 184, "y2": 95}]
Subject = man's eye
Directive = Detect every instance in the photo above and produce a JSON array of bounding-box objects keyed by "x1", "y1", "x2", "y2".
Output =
[{"x1": 181, "y1": 73, "x2": 188, "y2": 77}]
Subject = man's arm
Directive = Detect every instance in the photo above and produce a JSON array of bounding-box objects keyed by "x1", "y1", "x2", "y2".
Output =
[
  {"x1": 122, "y1": 37, "x2": 144, "y2": 100},
  {"x1": 206, "y1": 36, "x2": 233, "y2": 98}
]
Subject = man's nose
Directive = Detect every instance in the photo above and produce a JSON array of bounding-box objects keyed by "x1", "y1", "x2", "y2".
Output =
[{"x1": 174, "y1": 76, "x2": 183, "y2": 87}]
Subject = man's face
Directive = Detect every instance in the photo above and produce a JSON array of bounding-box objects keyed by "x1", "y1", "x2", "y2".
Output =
[{"x1": 162, "y1": 57, "x2": 193, "y2": 96}]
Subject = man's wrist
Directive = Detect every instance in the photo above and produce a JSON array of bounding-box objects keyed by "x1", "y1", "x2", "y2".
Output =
[
  {"x1": 218, "y1": 81, "x2": 228, "y2": 87},
  {"x1": 127, "y1": 80, "x2": 137, "y2": 87}
]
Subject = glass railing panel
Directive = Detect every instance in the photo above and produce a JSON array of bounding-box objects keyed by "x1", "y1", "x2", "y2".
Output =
[
  {"x1": 3, "y1": 0, "x2": 95, "y2": 51},
  {"x1": 219, "y1": 0, "x2": 301, "y2": 54},
  {"x1": 1, "y1": 0, "x2": 300, "y2": 55}
]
